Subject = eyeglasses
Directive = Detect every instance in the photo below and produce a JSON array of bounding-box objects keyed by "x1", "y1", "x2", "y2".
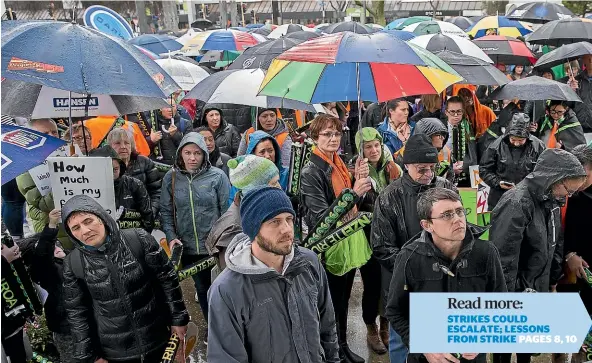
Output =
[
  {"x1": 430, "y1": 208, "x2": 467, "y2": 221},
  {"x1": 319, "y1": 131, "x2": 343, "y2": 139},
  {"x1": 446, "y1": 109, "x2": 463, "y2": 116},
  {"x1": 561, "y1": 181, "x2": 577, "y2": 197},
  {"x1": 72, "y1": 135, "x2": 91, "y2": 141},
  {"x1": 413, "y1": 165, "x2": 436, "y2": 175},
  {"x1": 550, "y1": 110, "x2": 565, "y2": 116}
]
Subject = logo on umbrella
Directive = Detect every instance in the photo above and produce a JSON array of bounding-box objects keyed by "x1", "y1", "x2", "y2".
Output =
[
  {"x1": 242, "y1": 57, "x2": 257, "y2": 69},
  {"x1": 2, "y1": 130, "x2": 47, "y2": 150},
  {"x1": 7, "y1": 57, "x2": 64, "y2": 73},
  {"x1": 0, "y1": 154, "x2": 12, "y2": 170},
  {"x1": 152, "y1": 72, "x2": 165, "y2": 87}
]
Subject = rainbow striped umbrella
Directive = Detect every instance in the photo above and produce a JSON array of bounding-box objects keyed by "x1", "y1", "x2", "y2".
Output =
[
  {"x1": 182, "y1": 29, "x2": 259, "y2": 52},
  {"x1": 258, "y1": 32, "x2": 462, "y2": 103},
  {"x1": 466, "y1": 16, "x2": 533, "y2": 39}
]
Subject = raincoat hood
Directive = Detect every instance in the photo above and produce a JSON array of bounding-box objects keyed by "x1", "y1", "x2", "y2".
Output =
[
  {"x1": 505, "y1": 113, "x2": 531, "y2": 139},
  {"x1": 525, "y1": 148, "x2": 586, "y2": 196},
  {"x1": 200, "y1": 106, "x2": 227, "y2": 129},
  {"x1": 174, "y1": 132, "x2": 210, "y2": 171},
  {"x1": 259, "y1": 117, "x2": 288, "y2": 137},
  {"x1": 414, "y1": 118, "x2": 449, "y2": 148},
  {"x1": 355, "y1": 127, "x2": 384, "y2": 152},
  {"x1": 224, "y1": 232, "x2": 294, "y2": 275},
  {"x1": 246, "y1": 130, "x2": 284, "y2": 172},
  {"x1": 61, "y1": 195, "x2": 118, "y2": 249},
  {"x1": 89, "y1": 145, "x2": 126, "y2": 177}
]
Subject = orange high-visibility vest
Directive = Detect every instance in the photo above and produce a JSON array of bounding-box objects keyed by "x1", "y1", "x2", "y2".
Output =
[
  {"x1": 245, "y1": 127, "x2": 289, "y2": 150},
  {"x1": 85, "y1": 116, "x2": 151, "y2": 156}
]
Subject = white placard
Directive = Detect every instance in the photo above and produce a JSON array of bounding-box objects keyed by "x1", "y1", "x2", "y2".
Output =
[
  {"x1": 47, "y1": 156, "x2": 116, "y2": 215},
  {"x1": 469, "y1": 165, "x2": 483, "y2": 189},
  {"x1": 30, "y1": 145, "x2": 80, "y2": 197},
  {"x1": 476, "y1": 183, "x2": 491, "y2": 214}
]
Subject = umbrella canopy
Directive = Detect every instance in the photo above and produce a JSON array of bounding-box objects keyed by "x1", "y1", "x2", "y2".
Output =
[
  {"x1": 432, "y1": 50, "x2": 509, "y2": 86},
  {"x1": 366, "y1": 24, "x2": 384, "y2": 31},
  {"x1": 445, "y1": 16, "x2": 474, "y2": 31},
  {"x1": 1, "y1": 123, "x2": 67, "y2": 185},
  {"x1": 466, "y1": 16, "x2": 533, "y2": 39},
  {"x1": 410, "y1": 34, "x2": 492, "y2": 63},
  {"x1": 250, "y1": 33, "x2": 269, "y2": 43},
  {"x1": 324, "y1": 21, "x2": 373, "y2": 34},
  {"x1": 403, "y1": 20, "x2": 469, "y2": 39},
  {"x1": 247, "y1": 24, "x2": 265, "y2": 29},
  {"x1": 182, "y1": 29, "x2": 259, "y2": 52},
  {"x1": 385, "y1": 16, "x2": 431, "y2": 30},
  {"x1": 534, "y1": 41, "x2": 592, "y2": 69},
  {"x1": 258, "y1": 32, "x2": 462, "y2": 103},
  {"x1": 489, "y1": 76, "x2": 582, "y2": 102},
  {"x1": 184, "y1": 68, "x2": 316, "y2": 111},
  {"x1": 251, "y1": 27, "x2": 272, "y2": 36},
  {"x1": 176, "y1": 28, "x2": 203, "y2": 45},
  {"x1": 1, "y1": 80, "x2": 169, "y2": 119},
  {"x1": 284, "y1": 30, "x2": 322, "y2": 41},
  {"x1": 507, "y1": 2, "x2": 574, "y2": 24},
  {"x1": 268, "y1": 24, "x2": 317, "y2": 39},
  {"x1": 129, "y1": 34, "x2": 183, "y2": 54},
  {"x1": 315, "y1": 23, "x2": 330, "y2": 31},
  {"x1": 155, "y1": 58, "x2": 210, "y2": 91},
  {"x1": 1, "y1": 20, "x2": 179, "y2": 98},
  {"x1": 380, "y1": 29, "x2": 416, "y2": 41},
  {"x1": 171, "y1": 54, "x2": 203, "y2": 67},
  {"x1": 227, "y1": 38, "x2": 305, "y2": 70},
  {"x1": 198, "y1": 50, "x2": 241, "y2": 67},
  {"x1": 133, "y1": 45, "x2": 160, "y2": 60},
  {"x1": 526, "y1": 18, "x2": 592, "y2": 47},
  {"x1": 472, "y1": 35, "x2": 536, "y2": 65}
]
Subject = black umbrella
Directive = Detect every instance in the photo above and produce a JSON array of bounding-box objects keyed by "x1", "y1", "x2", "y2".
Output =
[
  {"x1": 507, "y1": 2, "x2": 575, "y2": 24},
  {"x1": 251, "y1": 27, "x2": 272, "y2": 36},
  {"x1": 227, "y1": 38, "x2": 304, "y2": 70},
  {"x1": 432, "y1": 50, "x2": 509, "y2": 86},
  {"x1": 324, "y1": 21, "x2": 373, "y2": 34},
  {"x1": 284, "y1": 30, "x2": 322, "y2": 41},
  {"x1": 445, "y1": 16, "x2": 474, "y2": 31},
  {"x1": 526, "y1": 18, "x2": 592, "y2": 47},
  {"x1": 534, "y1": 41, "x2": 592, "y2": 69},
  {"x1": 488, "y1": 76, "x2": 582, "y2": 102},
  {"x1": 472, "y1": 35, "x2": 536, "y2": 66},
  {"x1": 191, "y1": 19, "x2": 213, "y2": 29}
]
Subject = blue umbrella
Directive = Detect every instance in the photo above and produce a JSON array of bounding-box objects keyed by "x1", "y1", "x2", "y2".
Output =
[
  {"x1": 1, "y1": 21, "x2": 180, "y2": 98},
  {"x1": 128, "y1": 34, "x2": 183, "y2": 54},
  {"x1": 1, "y1": 123, "x2": 67, "y2": 185},
  {"x1": 380, "y1": 29, "x2": 416, "y2": 41},
  {"x1": 246, "y1": 24, "x2": 264, "y2": 29}
]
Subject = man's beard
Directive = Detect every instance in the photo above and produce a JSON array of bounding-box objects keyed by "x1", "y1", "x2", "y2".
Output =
[{"x1": 256, "y1": 234, "x2": 294, "y2": 256}]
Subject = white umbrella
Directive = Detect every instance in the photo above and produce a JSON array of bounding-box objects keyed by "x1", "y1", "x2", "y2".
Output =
[
  {"x1": 410, "y1": 34, "x2": 493, "y2": 63},
  {"x1": 155, "y1": 58, "x2": 210, "y2": 91},
  {"x1": 251, "y1": 33, "x2": 268, "y2": 43},
  {"x1": 403, "y1": 20, "x2": 469, "y2": 39},
  {"x1": 268, "y1": 24, "x2": 317, "y2": 39},
  {"x1": 183, "y1": 68, "x2": 318, "y2": 111},
  {"x1": 177, "y1": 28, "x2": 203, "y2": 45},
  {"x1": 1, "y1": 80, "x2": 168, "y2": 119}
]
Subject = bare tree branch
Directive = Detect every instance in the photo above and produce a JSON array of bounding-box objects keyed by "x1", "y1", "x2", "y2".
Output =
[{"x1": 353, "y1": 0, "x2": 377, "y2": 18}]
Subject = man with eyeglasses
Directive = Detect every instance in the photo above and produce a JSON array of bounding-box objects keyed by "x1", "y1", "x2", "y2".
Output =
[
  {"x1": 489, "y1": 148, "x2": 587, "y2": 363},
  {"x1": 445, "y1": 97, "x2": 478, "y2": 187},
  {"x1": 537, "y1": 100, "x2": 586, "y2": 151},
  {"x1": 372, "y1": 134, "x2": 457, "y2": 363},
  {"x1": 386, "y1": 187, "x2": 506, "y2": 363}
]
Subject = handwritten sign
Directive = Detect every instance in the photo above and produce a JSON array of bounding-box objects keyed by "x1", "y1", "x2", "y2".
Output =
[
  {"x1": 30, "y1": 145, "x2": 80, "y2": 197},
  {"x1": 469, "y1": 165, "x2": 483, "y2": 189},
  {"x1": 476, "y1": 183, "x2": 491, "y2": 214},
  {"x1": 47, "y1": 157, "x2": 116, "y2": 215}
]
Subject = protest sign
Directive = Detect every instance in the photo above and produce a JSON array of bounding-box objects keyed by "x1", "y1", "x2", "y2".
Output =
[
  {"x1": 459, "y1": 188, "x2": 477, "y2": 224},
  {"x1": 47, "y1": 156, "x2": 116, "y2": 215},
  {"x1": 30, "y1": 144, "x2": 81, "y2": 197},
  {"x1": 476, "y1": 183, "x2": 491, "y2": 214},
  {"x1": 469, "y1": 165, "x2": 483, "y2": 189}
]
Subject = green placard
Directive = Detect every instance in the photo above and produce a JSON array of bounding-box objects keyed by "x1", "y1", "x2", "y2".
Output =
[{"x1": 459, "y1": 188, "x2": 477, "y2": 225}]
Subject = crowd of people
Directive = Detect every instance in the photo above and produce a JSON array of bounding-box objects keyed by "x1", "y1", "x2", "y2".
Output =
[{"x1": 1, "y1": 26, "x2": 592, "y2": 363}]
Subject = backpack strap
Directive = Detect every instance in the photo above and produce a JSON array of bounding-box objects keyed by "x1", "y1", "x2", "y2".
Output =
[
  {"x1": 70, "y1": 249, "x2": 85, "y2": 279},
  {"x1": 120, "y1": 229, "x2": 145, "y2": 264}
]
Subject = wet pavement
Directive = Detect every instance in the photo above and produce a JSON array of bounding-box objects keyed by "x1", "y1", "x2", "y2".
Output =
[{"x1": 180, "y1": 271, "x2": 390, "y2": 363}]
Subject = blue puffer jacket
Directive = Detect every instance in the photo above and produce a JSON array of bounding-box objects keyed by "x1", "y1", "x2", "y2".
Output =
[
  {"x1": 160, "y1": 133, "x2": 231, "y2": 255},
  {"x1": 377, "y1": 118, "x2": 416, "y2": 155},
  {"x1": 227, "y1": 130, "x2": 288, "y2": 205}
]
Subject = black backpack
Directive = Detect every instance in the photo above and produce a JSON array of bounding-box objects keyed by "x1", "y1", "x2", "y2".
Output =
[{"x1": 70, "y1": 229, "x2": 145, "y2": 279}]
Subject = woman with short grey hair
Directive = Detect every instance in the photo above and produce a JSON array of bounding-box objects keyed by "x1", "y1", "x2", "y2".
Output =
[{"x1": 107, "y1": 127, "x2": 162, "y2": 214}]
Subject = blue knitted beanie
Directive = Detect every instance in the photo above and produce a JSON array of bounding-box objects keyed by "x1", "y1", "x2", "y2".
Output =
[{"x1": 240, "y1": 186, "x2": 295, "y2": 241}]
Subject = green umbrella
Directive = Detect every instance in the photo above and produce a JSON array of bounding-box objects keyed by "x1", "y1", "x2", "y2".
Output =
[{"x1": 394, "y1": 16, "x2": 432, "y2": 30}]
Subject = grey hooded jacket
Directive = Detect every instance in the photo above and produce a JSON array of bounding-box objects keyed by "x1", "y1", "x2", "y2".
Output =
[
  {"x1": 207, "y1": 233, "x2": 340, "y2": 363},
  {"x1": 490, "y1": 148, "x2": 587, "y2": 292},
  {"x1": 160, "y1": 132, "x2": 231, "y2": 255}
]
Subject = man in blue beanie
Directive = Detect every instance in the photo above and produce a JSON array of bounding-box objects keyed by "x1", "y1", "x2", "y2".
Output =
[{"x1": 207, "y1": 186, "x2": 340, "y2": 363}]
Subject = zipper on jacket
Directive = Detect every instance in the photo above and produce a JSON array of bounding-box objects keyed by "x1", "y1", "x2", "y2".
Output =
[
  {"x1": 106, "y1": 253, "x2": 145, "y2": 361},
  {"x1": 186, "y1": 174, "x2": 200, "y2": 253},
  {"x1": 530, "y1": 206, "x2": 560, "y2": 290}
]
